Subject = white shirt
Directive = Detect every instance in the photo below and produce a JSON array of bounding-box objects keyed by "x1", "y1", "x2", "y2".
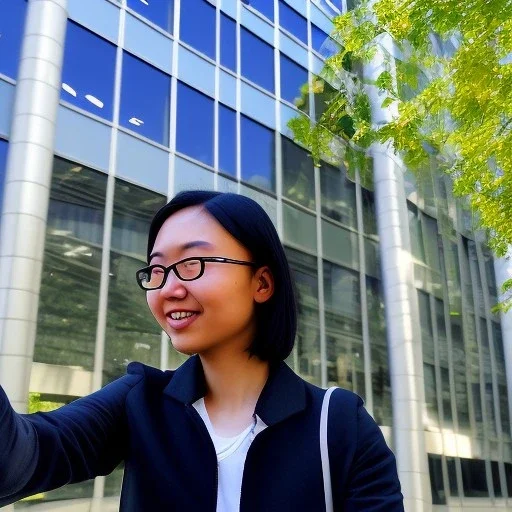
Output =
[{"x1": 192, "y1": 398, "x2": 267, "y2": 512}]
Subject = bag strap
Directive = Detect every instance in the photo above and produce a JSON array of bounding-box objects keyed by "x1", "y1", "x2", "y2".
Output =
[{"x1": 320, "y1": 386, "x2": 338, "y2": 512}]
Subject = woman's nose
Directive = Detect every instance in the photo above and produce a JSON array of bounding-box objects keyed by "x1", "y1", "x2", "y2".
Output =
[{"x1": 160, "y1": 270, "x2": 187, "y2": 299}]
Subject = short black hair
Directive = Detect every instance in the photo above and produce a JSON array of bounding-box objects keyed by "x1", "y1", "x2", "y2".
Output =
[{"x1": 147, "y1": 190, "x2": 297, "y2": 362}]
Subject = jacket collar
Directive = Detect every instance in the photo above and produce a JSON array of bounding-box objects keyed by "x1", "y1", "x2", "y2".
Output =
[{"x1": 163, "y1": 354, "x2": 307, "y2": 427}]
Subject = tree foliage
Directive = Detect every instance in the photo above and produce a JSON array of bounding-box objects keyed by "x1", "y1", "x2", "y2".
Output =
[{"x1": 289, "y1": 0, "x2": 512, "y2": 310}]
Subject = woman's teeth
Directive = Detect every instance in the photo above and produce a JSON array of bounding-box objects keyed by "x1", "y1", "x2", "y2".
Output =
[{"x1": 169, "y1": 311, "x2": 195, "y2": 320}]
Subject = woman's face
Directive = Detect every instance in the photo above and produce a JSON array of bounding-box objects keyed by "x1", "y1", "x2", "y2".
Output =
[{"x1": 146, "y1": 205, "x2": 273, "y2": 357}]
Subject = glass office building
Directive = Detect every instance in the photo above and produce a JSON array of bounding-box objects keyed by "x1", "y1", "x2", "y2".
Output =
[{"x1": 0, "y1": 0, "x2": 511, "y2": 510}]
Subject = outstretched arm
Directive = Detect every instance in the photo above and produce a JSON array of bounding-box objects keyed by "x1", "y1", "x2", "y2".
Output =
[{"x1": 0, "y1": 372, "x2": 142, "y2": 506}]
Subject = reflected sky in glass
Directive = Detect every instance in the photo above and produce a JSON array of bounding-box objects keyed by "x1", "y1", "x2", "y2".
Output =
[
  {"x1": 241, "y1": 0, "x2": 274, "y2": 21},
  {"x1": 311, "y1": 24, "x2": 339, "y2": 58},
  {"x1": 180, "y1": 0, "x2": 216, "y2": 59},
  {"x1": 279, "y1": 1, "x2": 307, "y2": 44},
  {"x1": 127, "y1": 0, "x2": 174, "y2": 33},
  {"x1": 241, "y1": 28, "x2": 275, "y2": 93},
  {"x1": 0, "y1": 139, "x2": 7, "y2": 214},
  {"x1": 280, "y1": 54, "x2": 308, "y2": 105},
  {"x1": 0, "y1": 0, "x2": 27, "y2": 79},
  {"x1": 219, "y1": 104, "x2": 236, "y2": 177},
  {"x1": 241, "y1": 115, "x2": 275, "y2": 191},
  {"x1": 220, "y1": 13, "x2": 236, "y2": 72},
  {"x1": 176, "y1": 82, "x2": 214, "y2": 166},
  {"x1": 120, "y1": 52, "x2": 171, "y2": 145},
  {"x1": 61, "y1": 21, "x2": 117, "y2": 121}
]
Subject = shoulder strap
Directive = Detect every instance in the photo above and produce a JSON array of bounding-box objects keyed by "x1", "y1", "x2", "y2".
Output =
[{"x1": 320, "y1": 386, "x2": 338, "y2": 512}]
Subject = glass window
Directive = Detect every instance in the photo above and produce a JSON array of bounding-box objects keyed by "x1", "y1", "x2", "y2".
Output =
[
  {"x1": 361, "y1": 188, "x2": 378, "y2": 236},
  {"x1": 280, "y1": 54, "x2": 308, "y2": 105},
  {"x1": 408, "y1": 202, "x2": 426, "y2": 263},
  {"x1": 285, "y1": 247, "x2": 321, "y2": 385},
  {"x1": 180, "y1": 0, "x2": 216, "y2": 60},
  {"x1": 120, "y1": 52, "x2": 171, "y2": 145},
  {"x1": 35, "y1": 157, "x2": 107, "y2": 371},
  {"x1": 61, "y1": 21, "x2": 117, "y2": 120},
  {"x1": 311, "y1": 24, "x2": 339, "y2": 58},
  {"x1": 320, "y1": 162, "x2": 357, "y2": 228},
  {"x1": 241, "y1": 0, "x2": 274, "y2": 21},
  {"x1": 219, "y1": 104, "x2": 236, "y2": 177},
  {"x1": 428, "y1": 454, "x2": 446, "y2": 504},
  {"x1": 220, "y1": 13, "x2": 236, "y2": 72},
  {"x1": 0, "y1": 139, "x2": 7, "y2": 214},
  {"x1": 127, "y1": 0, "x2": 174, "y2": 32},
  {"x1": 450, "y1": 313, "x2": 470, "y2": 432},
  {"x1": 241, "y1": 28, "x2": 275, "y2": 93},
  {"x1": 0, "y1": 0, "x2": 26, "y2": 79},
  {"x1": 279, "y1": 1, "x2": 307, "y2": 43},
  {"x1": 324, "y1": 261, "x2": 364, "y2": 398},
  {"x1": 283, "y1": 203, "x2": 317, "y2": 253},
  {"x1": 282, "y1": 137, "x2": 315, "y2": 209},
  {"x1": 241, "y1": 115, "x2": 275, "y2": 191},
  {"x1": 446, "y1": 457, "x2": 460, "y2": 497},
  {"x1": 491, "y1": 461, "x2": 502, "y2": 498},
  {"x1": 103, "y1": 179, "x2": 167, "y2": 385},
  {"x1": 176, "y1": 82, "x2": 214, "y2": 166},
  {"x1": 461, "y1": 458, "x2": 489, "y2": 497}
]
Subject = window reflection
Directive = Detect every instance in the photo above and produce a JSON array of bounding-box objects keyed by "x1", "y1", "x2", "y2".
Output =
[
  {"x1": 127, "y1": 0, "x2": 174, "y2": 33},
  {"x1": 311, "y1": 24, "x2": 339, "y2": 58},
  {"x1": 176, "y1": 82, "x2": 214, "y2": 167},
  {"x1": 428, "y1": 454, "x2": 446, "y2": 504},
  {"x1": 324, "y1": 261, "x2": 365, "y2": 399},
  {"x1": 220, "y1": 14, "x2": 236, "y2": 72},
  {"x1": 461, "y1": 458, "x2": 489, "y2": 497},
  {"x1": 103, "y1": 179, "x2": 166, "y2": 385},
  {"x1": 0, "y1": 0, "x2": 26, "y2": 79},
  {"x1": 241, "y1": 0, "x2": 275, "y2": 21},
  {"x1": 279, "y1": 1, "x2": 307, "y2": 44},
  {"x1": 0, "y1": 139, "x2": 7, "y2": 215},
  {"x1": 61, "y1": 21, "x2": 117, "y2": 120},
  {"x1": 282, "y1": 137, "x2": 315, "y2": 209},
  {"x1": 241, "y1": 115, "x2": 275, "y2": 192},
  {"x1": 280, "y1": 54, "x2": 308, "y2": 105},
  {"x1": 241, "y1": 28, "x2": 275, "y2": 93},
  {"x1": 320, "y1": 161, "x2": 357, "y2": 228},
  {"x1": 120, "y1": 52, "x2": 171, "y2": 145},
  {"x1": 286, "y1": 247, "x2": 321, "y2": 385},
  {"x1": 180, "y1": 0, "x2": 216, "y2": 59},
  {"x1": 366, "y1": 276, "x2": 392, "y2": 426},
  {"x1": 219, "y1": 104, "x2": 236, "y2": 177},
  {"x1": 35, "y1": 157, "x2": 107, "y2": 370}
]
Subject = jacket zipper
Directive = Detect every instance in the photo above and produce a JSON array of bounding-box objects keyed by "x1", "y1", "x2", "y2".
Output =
[{"x1": 239, "y1": 413, "x2": 263, "y2": 511}]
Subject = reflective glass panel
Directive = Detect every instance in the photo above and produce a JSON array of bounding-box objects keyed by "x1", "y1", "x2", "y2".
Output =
[
  {"x1": 285, "y1": 247, "x2": 321, "y2": 385},
  {"x1": 220, "y1": 13, "x2": 236, "y2": 72},
  {"x1": 311, "y1": 24, "x2": 339, "y2": 58},
  {"x1": 35, "y1": 157, "x2": 107, "y2": 370},
  {"x1": 282, "y1": 137, "x2": 315, "y2": 209},
  {"x1": 446, "y1": 457, "x2": 460, "y2": 497},
  {"x1": 324, "y1": 261, "x2": 365, "y2": 399},
  {"x1": 0, "y1": 0, "x2": 27, "y2": 79},
  {"x1": 103, "y1": 179, "x2": 167, "y2": 385},
  {"x1": 127, "y1": 0, "x2": 174, "y2": 32},
  {"x1": 241, "y1": 28, "x2": 275, "y2": 93},
  {"x1": 0, "y1": 139, "x2": 7, "y2": 214},
  {"x1": 241, "y1": 115, "x2": 275, "y2": 191},
  {"x1": 120, "y1": 52, "x2": 171, "y2": 145},
  {"x1": 280, "y1": 54, "x2": 308, "y2": 105},
  {"x1": 461, "y1": 458, "x2": 489, "y2": 497},
  {"x1": 219, "y1": 104, "x2": 236, "y2": 177},
  {"x1": 176, "y1": 82, "x2": 214, "y2": 166},
  {"x1": 428, "y1": 454, "x2": 447, "y2": 504},
  {"x1": 180, "y1": 0, "x2": 216, "y2": 59},
  {"x1": 361, "y1": 188, "x2": 378, "y2": 236},
  {"x1": 320, "y1": 162, "x2": 356, "y2": 228},
  {"x1": 61, "y1": 21, "x2": 117, "y2": 120},
  {"x1": 279, "y1": 1, "x2": 307, "y2": 43},
  {"x1": 241, "y1": 0, "x2": 274, "y2": 21}
]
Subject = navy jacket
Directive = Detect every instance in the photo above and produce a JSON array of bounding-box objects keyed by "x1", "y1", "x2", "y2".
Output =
[{"x1": 0, "y1": 355, "x2": 404, "y2": 511}]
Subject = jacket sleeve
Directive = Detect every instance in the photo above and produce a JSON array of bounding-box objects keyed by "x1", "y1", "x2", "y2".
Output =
[
  {"x1": 0, "y1": 372, "x2": 142, "y2": 507},
  {"x1": 343, "y1": 400, "x2": 404, "y2": 511}
]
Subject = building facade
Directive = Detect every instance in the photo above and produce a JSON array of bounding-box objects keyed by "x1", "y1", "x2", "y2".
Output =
[{"x1": 0, "y1": 0, "x2": 511, "y2": 510}]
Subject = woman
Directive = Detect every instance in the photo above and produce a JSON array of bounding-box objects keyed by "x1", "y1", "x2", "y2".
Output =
[{"x1": 0, "y1": 190, "x2": 403, "y2": 511}]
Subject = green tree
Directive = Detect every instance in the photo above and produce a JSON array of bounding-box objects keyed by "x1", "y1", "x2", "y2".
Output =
[{"x1": 290, "y1": 0, "x2": 512, "y2": 310}]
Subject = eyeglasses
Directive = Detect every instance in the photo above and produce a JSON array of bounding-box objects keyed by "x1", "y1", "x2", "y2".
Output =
[{"x1": 135, "y1": 256, "x2": 256, "y2": 290}]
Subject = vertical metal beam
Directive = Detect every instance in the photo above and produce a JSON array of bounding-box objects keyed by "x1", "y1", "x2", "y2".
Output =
[{"x1": 0, "y1": 0, "x2": 68, "y2": 413}]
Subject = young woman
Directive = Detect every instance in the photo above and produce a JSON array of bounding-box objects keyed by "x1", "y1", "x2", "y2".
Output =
[{"x1": 0, "y1": 190, "x2": 403, "y2": 511}]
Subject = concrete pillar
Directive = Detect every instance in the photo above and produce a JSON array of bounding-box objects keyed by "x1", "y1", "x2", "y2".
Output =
[
  {"x1": 494, "y1": 251, "x2": 512, "y2": 437},
  {"x1": 364, "y1": 35, "x2": 432, "y2": 510},
  {"x1": 0, "y1": 0, "x2": 68, "y2": 412}
]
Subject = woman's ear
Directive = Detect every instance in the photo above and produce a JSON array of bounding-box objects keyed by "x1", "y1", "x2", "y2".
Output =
[{"x1": 253, "y1": 266, "x2": 274, "y2": 304}]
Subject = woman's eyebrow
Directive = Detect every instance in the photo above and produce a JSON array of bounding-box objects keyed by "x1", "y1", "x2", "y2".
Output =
[{"x1": 148, "y1": 241, "x2": 214, "y2": 262}]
